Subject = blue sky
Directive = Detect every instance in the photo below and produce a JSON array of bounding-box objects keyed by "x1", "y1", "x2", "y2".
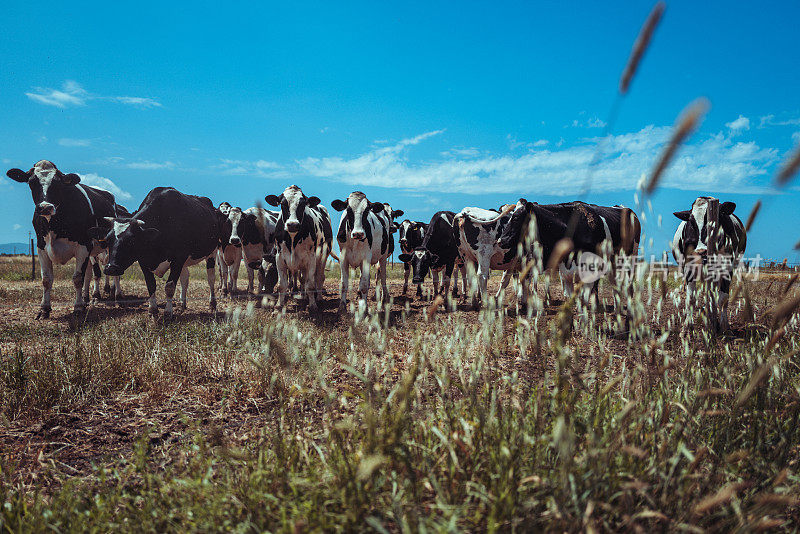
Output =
[{"x1": 2, "y1": 0, "x2": 800, "y2": 260}]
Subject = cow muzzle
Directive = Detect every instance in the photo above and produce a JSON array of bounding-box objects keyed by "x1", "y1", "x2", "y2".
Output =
[
  {"x1": 229, "y1": 237, "x2": 241, "y2": 246},
  {"x1": 286, "y1": 221, "x2": 300, "y2": 234},
  {"x1": 351, "y1": 231, "x2": 366, "y2": 241},
  {"x1": 37, "y1": 202, "x2": 56, "y2": 217},
  {"x1": 104, "y1": 264, "x2": 124, "y2": 276}
]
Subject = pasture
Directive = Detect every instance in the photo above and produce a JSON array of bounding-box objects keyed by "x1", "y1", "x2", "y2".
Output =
[{"x1": 1, "y1": 254, "x2": 799, "y2": 531}]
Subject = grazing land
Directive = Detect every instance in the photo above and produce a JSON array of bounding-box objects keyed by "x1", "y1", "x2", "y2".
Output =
[{"x1": 1, "y1": 254, "x2": 799, "y2": 531}]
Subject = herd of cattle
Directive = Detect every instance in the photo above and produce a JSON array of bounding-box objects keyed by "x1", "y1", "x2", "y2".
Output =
[{"x1": 7, "y1": 160, "x2": 748, "y2": 333}]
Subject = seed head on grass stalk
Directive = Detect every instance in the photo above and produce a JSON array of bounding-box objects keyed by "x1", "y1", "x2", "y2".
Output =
[
  {"x1": 775, "y1": 143, "x2": 800, "y2": 187},
  {"x1": 643, "y1": 98, "x2": 710, "y2": 196},
  {"x1": 620, "y1": 2, "x2": 666, "y2": 94}
]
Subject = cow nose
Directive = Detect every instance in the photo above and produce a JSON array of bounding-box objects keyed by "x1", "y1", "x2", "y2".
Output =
[
  {"x1": 400, "y1": 239, "x2": 408, "y2": 247},
  {"x1": 230, "y1": 237, "x2": 241, "y2": 246},
  {"x1": 104, "y1": 264, "x2": 123, "y2": 276},
  {"x1": 694, "y1": 247, "x2": 707, "y2": 256},
  {"x1": 37, "y1": 203, "x2": 55, "y2": 216},
  {"x1": 286, "y1": 222, "x2": 300, "y2": 233},
  {"x1": 351, "y1": 231, "x2": 366, "y2": 241}
]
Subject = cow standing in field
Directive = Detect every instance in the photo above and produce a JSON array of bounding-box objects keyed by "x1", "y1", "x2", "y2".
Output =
[
  {"x1": 454, "y1": 206, "x2": 519, "y2": 306},
  {"x1": 229, "y1": 205, "x2": 281, "y2": 294},
  {"x1": 398, "y1": 211, "x2": 467, "y2": 299},
  {"x1": 265, "y1": 185, "x2": 334, "y2": 313},
  {"x1": 498, "y1": 200, "x2": 640, "y2": 310},
  {"x1": 397, "y1": 220, "x2": 428, "y2": 297},
  {"x1": 672, "y1": 197, "x2": 746, "y2": 334},
  {"x1": 7, "y1": 160, "x2": 126, "y2": 318},
  {"x1": 331, "y1": 191, "x2": 394, "y2": 311},
  {"x1": 92, "y1": 187, "x2": 222, "y2": 317},
  {"x1": 216, "y1": 202, "x2": 243, "y2": 295}
]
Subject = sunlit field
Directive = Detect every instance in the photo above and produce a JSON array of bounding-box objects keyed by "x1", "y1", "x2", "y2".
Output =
[{"x1": 2, "y1": 252, "x2": 799, "y2": 531}]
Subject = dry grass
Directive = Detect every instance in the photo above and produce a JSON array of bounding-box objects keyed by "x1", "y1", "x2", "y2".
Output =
[{"x1": 1, "y1": 254, "x2": 799, "y2": 531}]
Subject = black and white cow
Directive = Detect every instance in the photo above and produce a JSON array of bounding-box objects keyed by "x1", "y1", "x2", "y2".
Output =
[
  {"x1": 91, "y1": 187, "x2": 222, "y2": 316},
  {"x1": 397, "y1": 211, "x2": 467, "y2": 299},
  {"x1": 672, "y1": 197, "x2": 746, "y2": 333},
  {"x1": 454, "y1": 206, "x2": 519, "y2": 306},
  {"x1": 397, "y1": 219, "x2": 428, "y2": 296},
  {"x1": 331, "y1": 191, "x2": 394, "y2": 310},
  {"x1": 216, "y1": 202, "x2": 243, "y2": 295},
  {"x1": 7, "y1": 160, "x2": 126, "y2": 318},
  {"x1": 499, "y1": 200, "x2": 641, "y2": 304},
  {"x1": 265, "y1": 185, "x2": 334, "y2": 313},
  {"x1": 228, "y1": 205, "x2": 281, "y2": 294}
]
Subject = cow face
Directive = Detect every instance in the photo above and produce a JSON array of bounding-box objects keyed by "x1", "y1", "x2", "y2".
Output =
[
  {"x1": 266, "y1": 185, "x2": 320, "y2": 236},
  {"x1": 7, "y1": 160, "x2": 81, "y2": 220},
  {"x1": 398, "y1": 249, "x2": 439, "y2": 284},
  {"x1": 227, "y1": 207, "x2": 245, "y2": 246},
  {"x1": 382, "y1": 204, "x2": 404, "y2": 233},
  {"x1": 674, "y1": 197, "x2": 736, "y2": 257},
  {"x1": 498, "y1": 199, "x2": 532, "y2": 250},
  {"x1": 398, "y1": 220, "x2": 424, "y2": 253},
  {"x1": 90, "y1": 217, "x2": 160, "y2": 276},
  {"x1": 331, "y1": 191, "x2": 384, "y2": 242}
]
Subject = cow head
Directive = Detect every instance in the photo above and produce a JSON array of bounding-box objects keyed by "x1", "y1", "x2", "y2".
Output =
[
  {"x1": 382, "y1": 204, "x2": 404, "y2": 233},
  {"x1": 398, "y1": 220, "x2": 425, "y2": 253},
  {"x1": 7, "y1": 160, "x2": 82, "y2": 221},
  {"x1": 331, "y1": 191, "x2": 384, "y2": 243},
  {"x1": 398, "y1": 248, "x2": 439, "y2": 284},
  {"x1": 498, "y1": 198, "x2": 534, "y2": 250},
  {"x1": 90, "y1": 217, "x2": 160, "y2": 276},
  {"x1": 674, "y1": 197, "x2": 736, "y2": 257},
  {"x1": 266, "y1": 185, "x2": 320, "y2": 236}
]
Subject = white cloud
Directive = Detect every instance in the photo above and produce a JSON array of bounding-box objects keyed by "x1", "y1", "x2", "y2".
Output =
[
  {"x1": 12, "y1": 224, "x2": 22, "y2": 231},
  {"x1": 125, "y1": 161, "x2": 175, "y2": 170},
  {"x1": 215, "y1": 159, "x2": 286, "y2": 178},
  {"x1": 570, "y1": 117, "x2": 607, "y2": 129},
  {"x1": 78, "y1": 173, "x2": 132, "y2": 201},
  {"x1": 26, "y1": 80, "x2": 161, "y2": 109},
  {"x1": 297, "y1": 125, "x2": 778, "y2": 196},
  {"x1": 725, "y1": 115, "x2": 750, "y2": 133},
  {"x1": 793, "y1": 132, "x2": 800, "y2": 144},
  {"x1": 759, "y1": 114, "x2": 800, "y2": 128},
  {"x1": 533, "y1": 139, "x2": 549, "y2": 147},
  {"x1": 58, "y1": 138, "x2": 92, "y2": 147}
]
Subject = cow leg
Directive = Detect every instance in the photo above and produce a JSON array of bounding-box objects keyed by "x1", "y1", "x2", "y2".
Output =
[
  {"x1": 403, "y1": 262, "x2": 410, "y2": 294},
  {"x1": 163, "y1": 259, "x2": 189, "y2": 317},
  {"x1": 432, "y1": 270, "x2": 440, "y2": 297},
  {"x1": 37, "y1": 249, "x2": 54, "y2": 319},
  {"x1": 229, "y1": 249, "x2": 242, "y2": 295},
  {"x1": 306, "y1": 262, "x2": 319, "y2": 313},
  {"x1": 247, "y1": 265, "x2": 255, "y2": 294},
  {"x1": 338, "y1": 253, "x2": 349, "y2": 312},
  {"x1": 177, "y1": 267, "x2": 189, "y2": 310},
  {"x1": 357, "y1": 260, "x2": 371, "y2": 302},
  {"x1": 206, "y1": 257, "x2": 217, "y2": 311},
  {"x1": 495, "y1": 269, "x2": 513, "y2": 303},
  {"x1": 378, "y1": 257, "x2": 389, "y2": 304},
  {"x1": 112, "y1": 275, "x2": 123, "y2": 302},
  {"x1": 443, "y1": 262, "x2": 454, "y2": 301},
  {"x1": 276, "y1": 261, "x2": 289, "y2": 309},
  {"x1": 142, "y1": 266, "x2": 158, "y2": 316},
  {"x1": 719, "y1": 277, "x2": 731, "y2": 334},
  {"x1": 73, "y1": 248, "x2": 91, "y2": 312},
  {"x1": 91, "y1": 258, "x2": 103, "y2": 299},
  {"x1": 218, "y1": 254, "x2": 229, "y2": 296}
]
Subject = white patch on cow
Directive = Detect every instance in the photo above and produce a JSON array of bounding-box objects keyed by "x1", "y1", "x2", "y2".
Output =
[
  {"x1": 440, "y1": 212, "x2": 453, "y2": 225},
  {"x1": 458, "y1": 207, "x2": 501, "y2": 223},
  {"x1": 113, "y1": 221, "x2": 130, "y2": 237},
  {"x1": 414, "y1": 250, "x2": 425, "y2": 259},
  {"x1": 689, "y1": 197, "x2": 713, "y2": 253},
  {"x1": 44, "y1": 232, "x2": 82, "y2": 265},
  {"x1": 228, "y1": 207, "x2": 243, "y2": 244},
  {"x1": 283, "y1": 185, "x2": 305, "y2": 232},
  {"x1": 77, "y1": 184, "x2": 94, "y2": 215}
]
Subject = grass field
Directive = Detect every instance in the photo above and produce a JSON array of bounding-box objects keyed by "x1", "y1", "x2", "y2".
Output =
[{"x1": 1, "y1": 254, "x2": 799, "y2": 531}]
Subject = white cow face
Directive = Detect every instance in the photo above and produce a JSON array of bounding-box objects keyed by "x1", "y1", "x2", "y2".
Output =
[
  {"x1": 266, "y1": 185, "x2": 320, "y2": 236},
  {"x1": 7, "y1": 160, "x2": 81, "y2": 220},
  {"x1": 227, "y1": 207, "x2": 244, "y2": 246},
  {"x1": 331, "y1": 191, "x2": 384, "y2": 242},
  {"x1": 674, "y1": 197, "x2": 736, "y2": 256}
]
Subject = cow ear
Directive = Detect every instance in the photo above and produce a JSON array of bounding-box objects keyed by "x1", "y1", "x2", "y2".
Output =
[
  {"x1": 307, "y1": 196, "x2": 321, "y2": 207},
  {"x1": 265, "y1": 195, "x2": 281, "y2": 207},
  {"x1": 62, "y1": 173, "x2": 80, "y2": 186},
  {"x1": 720, "y1": 202, "x2": 736, "y2": 215},
  {"x1": 331, "y1": 199, "x2": 348, "y2": 211},
  {"x1": 370, "y1": 202, "x2": 385, "y2": 213},
  {"x1": 393, "y1": 209, "x2": 404, "y2": 218},
  {"x1": 88, "y1": 226, "x2": 109, "y2": 241},
  {"x1": 7, "y1": 168, "x2": 29, "y2": 182},
  {"x1": 398, "y1": 253, "x2": 412, "y2": 262},
  {"x1": 673, "y1": 210, "x2": 692, "y2": 221}
]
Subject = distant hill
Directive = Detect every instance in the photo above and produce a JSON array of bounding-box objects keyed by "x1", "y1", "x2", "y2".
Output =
[{"x1": 0, "y1": 243, "x2": 35, "y2": 255}]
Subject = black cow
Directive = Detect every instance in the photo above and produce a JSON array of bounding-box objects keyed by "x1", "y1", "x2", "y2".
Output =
[
  {"x1": 91, "y1": 187, "x2": 223, "y2": 317},
  {"x1": 672, "y1": 196, "x2": 746, "y2": 333},
  {"x1": 265, "y1": 185, "x2": 335, "y2": 313},
  {"x1": 7, "y1": 160, "x2": 127, "y2": 318},
  {"x1": 397, "y1": 219, "x2": 428, "y2": 296},
  {"x1": 397, "y1": 211, "x2": 467, "y2": 299},
  {"x1": 499, "y1": 199, "x2": 640, "y2": 310}
]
